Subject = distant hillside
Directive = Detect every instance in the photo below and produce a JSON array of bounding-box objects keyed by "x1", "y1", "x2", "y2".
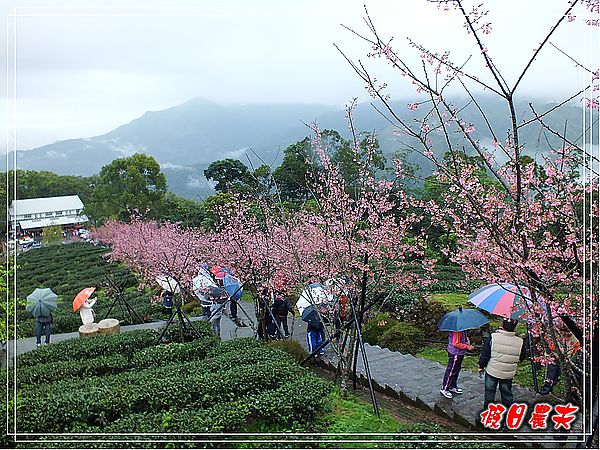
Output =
[{"x1": 15, "y1": 96, "x2": 595, "y2": 199}]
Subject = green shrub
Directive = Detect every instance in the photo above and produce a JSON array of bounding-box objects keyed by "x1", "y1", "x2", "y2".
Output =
[
  {"x1": 208, "y1": 337, "x2": 263, "y2": 356},
  {"x1": 131, "y1": 336, "x2": 217, "y2": 368},
  {"x1": 378, "y1": 322, "x2": 425, "y2": 355},
  {"x1": 383, "y1": 291, "x2": 421, "y2": 311},
  {"x1": 250, "y1": 375, "x2": 333, "y2": 425},
  {"x1": 17, "y1": 354, "x2": 130, "y2": 386},
  {"x1": 180, "y1": 300, "x2": 200, "y2": 314},
  {"x1": 400, "y1": 298, "x2": 449, "y2": 339},
  {"x1": 362, "y1": 314, "x2": 400, "y2": 345},
  {"x1": 157, "y1": 320, "x2": 212, "y2": 343},
  {"x1": 16, "y1": 343, "x2": 306, "y2": 432},
  {"x1": 17, "y1": 329, "x2": 156, "y2": 367},
  {"x1": 266, "y1": 339, "x2": 307, "y2": 363}
]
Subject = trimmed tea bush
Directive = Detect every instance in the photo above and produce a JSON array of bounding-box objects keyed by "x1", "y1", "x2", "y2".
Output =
[
  {"x1": 157, "y1": 320, "x2": 212, "y2": 343},
  {"x1": 378, "y1": 322, "x2": 425, "y2": 355},
  {"x1": 267, "y1": 339, "x2": 308, "y2": 363},
  {"x1": 15, "y1": 333, "x2": 333, "y2": 434},
  {"x1": 17, "y1": 354, "x2": 130, "y2": 386},
  {"x1": 131, "y1": 336, "x2": 217, "y2": 367},
  {"x1": 16, "y1": 329, "x2": 156, "y2": 368}
]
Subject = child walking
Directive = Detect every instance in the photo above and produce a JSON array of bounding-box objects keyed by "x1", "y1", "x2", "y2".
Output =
[{"x1": 440, "y1": 330, "x2": 474, "y2": 398}]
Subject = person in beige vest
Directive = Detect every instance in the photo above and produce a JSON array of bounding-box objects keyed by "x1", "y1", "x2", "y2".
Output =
[{"x1": 478, "y1": 319, "x2": 528, "y2": 408}]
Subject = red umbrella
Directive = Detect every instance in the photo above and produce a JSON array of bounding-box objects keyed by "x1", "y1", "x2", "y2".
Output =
[
  {"x1": 210, "y1": 266, "x2": 233, "y2": 280},
  {"x1": 73, "y1": 287, "x2": 96, "y2": 312}
]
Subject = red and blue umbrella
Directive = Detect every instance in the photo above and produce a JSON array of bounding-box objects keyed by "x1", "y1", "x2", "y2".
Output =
[
  {"x1": 468, "y1": 283, "x2": 541, "y2": 320},
  {"x1": 210, "y1": 266, "x2": 233, "y2": 280}
]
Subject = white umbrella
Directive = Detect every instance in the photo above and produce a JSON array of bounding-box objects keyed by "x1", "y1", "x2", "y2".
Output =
[
  {"x1": 296, "y1": 297, "x2": 311, "y2": 316},
  {"x1": 155, "y1": 275, "x2": 181, "y2": 294},
  {"x1": 297, "y1": 283, "x2": 335, "y2": 315},
  {"x1": 192, "y1": 268, "x2": 217, "y2": 301}
]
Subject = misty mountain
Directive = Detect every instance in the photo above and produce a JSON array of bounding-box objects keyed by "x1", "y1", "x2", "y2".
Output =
[{"x1": 15, "y1": 96, "x2": 595, "y2": 199}]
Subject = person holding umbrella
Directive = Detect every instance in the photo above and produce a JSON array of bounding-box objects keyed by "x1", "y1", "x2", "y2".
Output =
[
  {"x1": 26, "y1": 288, "x2": 58, "y2": 347},
  {"x1": 301, "y1": 304, "x2": 325, "y2": 355},
  {"x1": 438, "y1": 306, "x2": 488, "y2": 399}
]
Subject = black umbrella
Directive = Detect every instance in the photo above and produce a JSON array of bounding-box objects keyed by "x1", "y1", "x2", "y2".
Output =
[{"x1": 301, "y1": 305, "x2": 323, "y2": 330}]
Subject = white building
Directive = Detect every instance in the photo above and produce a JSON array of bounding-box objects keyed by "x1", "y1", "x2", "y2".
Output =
[{"x1": 9, "y1": 195, "x2": 88, "y2": 233}]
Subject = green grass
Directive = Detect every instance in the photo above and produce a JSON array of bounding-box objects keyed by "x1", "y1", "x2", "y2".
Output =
[
  {"x1": 322, "y1": 389, "x2": 400, "y2": 433},
  {"x1": 416, "y1": 347, "x2": 480, "y2": 372},
  {"x1": 430, "y1": 293, "x2": 469, "y2": 310}
]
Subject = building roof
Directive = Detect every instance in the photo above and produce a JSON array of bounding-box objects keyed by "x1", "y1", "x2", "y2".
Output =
[
  {"x1": 19, "y1": 215, "x2": 89, "y2": 230},
  {"x1": 9, "y1": 195, "x2": 84, "y2": 216}
]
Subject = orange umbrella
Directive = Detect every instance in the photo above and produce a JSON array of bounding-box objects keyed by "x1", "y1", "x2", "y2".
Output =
[{"x1": 73, "y1": 287, "x2": 96, "y2": 312}]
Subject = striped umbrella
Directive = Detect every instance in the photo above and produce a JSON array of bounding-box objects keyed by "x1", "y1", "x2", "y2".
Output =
[{"x1": 468, "y1": 283, "x2": 540, "y2": 320}]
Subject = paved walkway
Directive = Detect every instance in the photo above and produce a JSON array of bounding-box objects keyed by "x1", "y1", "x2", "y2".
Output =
[{"x1": 4, "y1": 304, "x2": 582, "y2": 447}]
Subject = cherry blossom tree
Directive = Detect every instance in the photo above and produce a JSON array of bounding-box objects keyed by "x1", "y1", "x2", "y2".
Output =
[
  {"x1": 205, "y1": 104, "x2": 432, "y2": 395},
  {"x1": 338, "y1": 0, "x2": 598, "y2": 406}
]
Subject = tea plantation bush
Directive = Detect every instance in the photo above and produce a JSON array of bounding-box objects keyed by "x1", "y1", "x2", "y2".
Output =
[
  {"x1": 16, "y1": 329, "x2": 156, "y2": 367},
  {"x1": 15, "y1": 243, "x2": 159, "y2": 337},
  {"x1": 267, "y1": 338, "x2": 308, "y2": 363},
  {"x1": 13, "y1": 331, "x2": 333, "y2": 435}
]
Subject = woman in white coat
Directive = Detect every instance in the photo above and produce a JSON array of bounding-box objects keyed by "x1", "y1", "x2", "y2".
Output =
[{"x1": 79, "y1": 297, "x2": 97, "y2": 325}]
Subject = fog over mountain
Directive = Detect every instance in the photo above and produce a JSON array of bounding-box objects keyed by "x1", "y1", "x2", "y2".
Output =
[{"x1": 15, "y1": 96, "x2": 594, "y2": 199}]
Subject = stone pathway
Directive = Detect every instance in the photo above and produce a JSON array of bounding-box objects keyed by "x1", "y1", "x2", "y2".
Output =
[{"x1": 4, "y1": 305, "x2": 584, "y2": 447}]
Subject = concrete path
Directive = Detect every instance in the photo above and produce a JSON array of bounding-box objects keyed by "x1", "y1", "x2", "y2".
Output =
[{"x1": 4, "y1": 304, "x2": 582, "y2": 447}]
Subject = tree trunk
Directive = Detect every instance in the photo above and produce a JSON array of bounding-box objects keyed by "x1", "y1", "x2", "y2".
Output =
[{"x1": 337, "y1": 354, "x2": 350, "y2": 398}]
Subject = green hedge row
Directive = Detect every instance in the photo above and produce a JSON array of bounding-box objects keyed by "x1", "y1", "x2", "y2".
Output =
[
  {"x1": 16, "y1": 329, "x2": 157, "y2": 368},
  {"x1": 16, "y1": 336, "x2": 219, "y2": 386},
  {"x1": 16, "y1": 346, "x2": 309, "y2": 432},
  {"x1": 17, "y1": 354, "x2": 130, "y2": 386},
  {"x1": 76, "y1": 374, "x2": 333, "y2": 435},
  {"x1": 131, "y1": 335, "x2": 217, "y2": 367}
]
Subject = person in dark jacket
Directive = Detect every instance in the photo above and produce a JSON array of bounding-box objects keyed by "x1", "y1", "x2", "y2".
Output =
[
  {"x1": 306, "y1": 320, "x2": 325, "y2": 355},
  {"x1": 440, "y1": 330, "x2": 474, "y2": 398},
  {"x1": 271, "y1": 290, "x2": 293, "y2": 338},
  {"x1": 162, "y1": 290, "x2": 174, "y2": 317},
  {"x1": 478, "y1": 319, "x2": 529, "y2": 408},
  {"x1": 257, "y1": 287, "x2": 273, "y2": 340},
  {"x1": 36, "y1": 314, "x2": 52, "y2": 347}
]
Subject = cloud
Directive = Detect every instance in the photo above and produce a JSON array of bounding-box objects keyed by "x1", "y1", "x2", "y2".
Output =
[
  {"x1": 186, "y1": 175, "x2": 212, "y2": 189},
  {"x1": 222, "y1": 148, "x2": 249, "y2": 160},
  {"x1": 45, "y1": 150, "x2": 66, "y2": 158},
  {"x1": 160, "y1": 162, "x2": 191, "y2": 170},
  {"x1": 103, "y1": 140, "x2": 147, "y2": 157}
]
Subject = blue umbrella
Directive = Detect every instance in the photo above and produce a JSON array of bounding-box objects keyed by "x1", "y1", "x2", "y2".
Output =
[
  {"x1": 438, "y1": 307, "x2": 489, "y2": 332},
  {"x1": 222, "y1": 273, "x2": 243, "y2": 301}
]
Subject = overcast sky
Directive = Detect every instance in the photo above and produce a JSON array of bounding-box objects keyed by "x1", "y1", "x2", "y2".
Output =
[{"x1": 0, "y1": 0, "x2": 597, "y2": 151}]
